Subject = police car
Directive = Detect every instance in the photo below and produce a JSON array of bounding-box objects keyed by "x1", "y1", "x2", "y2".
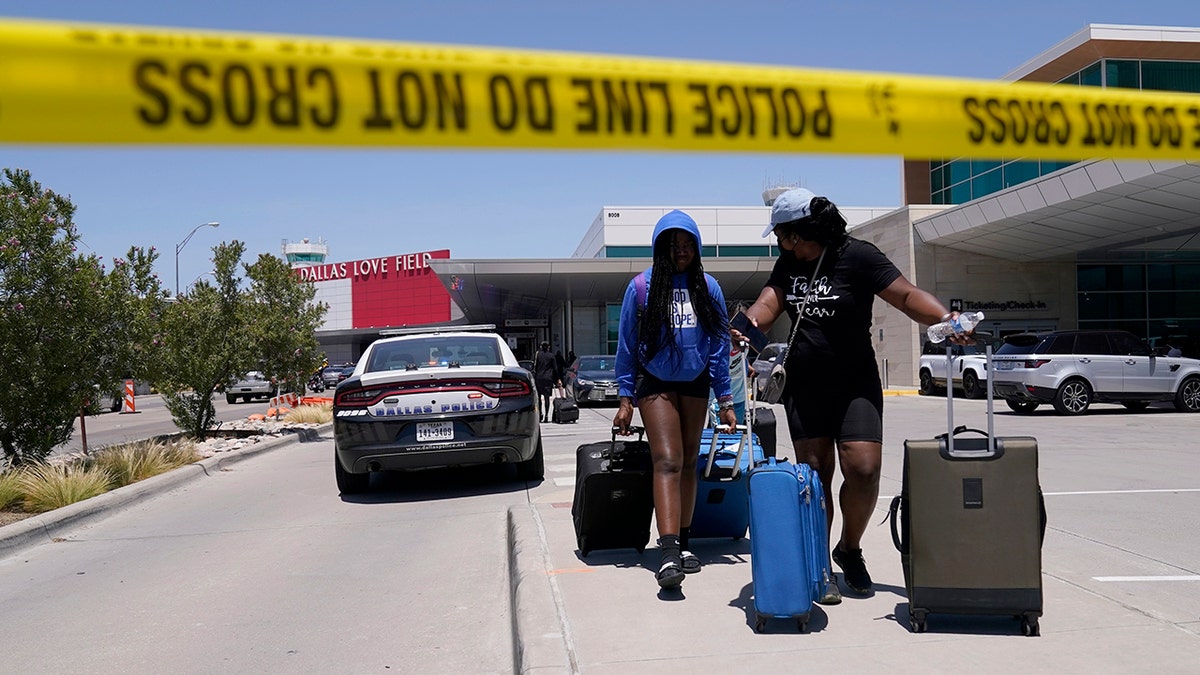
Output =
[{"x1": 332, "y1": 325, "x2": 542, "y2": 493}]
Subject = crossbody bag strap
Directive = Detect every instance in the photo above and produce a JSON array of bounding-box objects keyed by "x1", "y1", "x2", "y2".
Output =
[{"x1": 782, "y1": 247, "x2": 826, "y2": 353}]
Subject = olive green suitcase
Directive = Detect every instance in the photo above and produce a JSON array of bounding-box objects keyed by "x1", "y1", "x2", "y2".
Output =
[{"x1": 889, "y1": 345, "x2": 1045, "y2": 636}]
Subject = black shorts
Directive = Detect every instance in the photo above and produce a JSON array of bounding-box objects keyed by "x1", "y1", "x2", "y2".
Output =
[
  {"x1": 782, "y1": 373, "x2": 883, "y2": 443},
  {"x1": 535, "y1": 379, "x2": 554, "y2": 397},
  {"x1": 635, "y1": 370, "x2": 711, "y2": 401}
]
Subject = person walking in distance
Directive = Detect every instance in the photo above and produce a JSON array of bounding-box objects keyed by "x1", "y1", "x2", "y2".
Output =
[
  {"x1": 534, "y1": 341, "x2": 560, "y2": 423},
  {"x1": 614, "y1": 210, "x2": 738, "y2": 590},
  {"x1": 733, "y1": 188, "x2": 971, "y2": 604}
]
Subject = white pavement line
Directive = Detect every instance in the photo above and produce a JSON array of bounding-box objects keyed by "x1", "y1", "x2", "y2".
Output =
[
  {"x1": 1093, "y1": 575, "x2": 1200, "y2": 582},
  {"x1": 877, "y1": 487, "x2": 1200, "y2": 501},
  {"x1": 1044, "y1": 488, "x2": 1200, "y2": 496},
  {"x1": 554, "y1": 477, "x2": 577, "y2": 487},
  {"x1": 547, "y1": 463, "x2": 575, "y2": 472}
]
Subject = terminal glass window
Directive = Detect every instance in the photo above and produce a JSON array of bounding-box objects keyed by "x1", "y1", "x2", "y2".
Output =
[
  {"x1": 605, "y1": 303, "x2": 621, "y2": 354},
  {"x1": 1078, "y1": 259, "x2": 1200, "y2": 356},
  {"x1": 1141, "y1": 61, "x2": 1200, "y2": 92},
  {"x1": 929, "y1": 57, "x2": 1200, "y2": 206},
  {"x1": 605, "y1": 246, "x2": 652, "y2": 258},
  {"x1": 718, "y1": 245, "x2": 772, "y2": 257}
]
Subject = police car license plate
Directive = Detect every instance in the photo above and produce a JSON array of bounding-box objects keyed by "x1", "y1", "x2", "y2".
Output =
[{"x1": 416, "y1": 421, "x2": 454, "y2": 442}]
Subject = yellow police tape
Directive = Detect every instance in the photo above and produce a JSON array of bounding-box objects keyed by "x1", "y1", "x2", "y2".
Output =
[{"x1": 3, "y1": 17, "x2": 1200, "y2": 160}]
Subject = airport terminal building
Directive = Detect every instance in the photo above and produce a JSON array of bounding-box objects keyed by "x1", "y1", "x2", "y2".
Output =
[{"x1": 308, "y1": 24, "x2": 1200, "y2": 386}]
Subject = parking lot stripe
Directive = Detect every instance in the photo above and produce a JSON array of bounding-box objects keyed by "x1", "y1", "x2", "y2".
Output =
[
  {"x1": 1093, "y1": 576, "x2": 1200, "y2": 582},
  {"x1": 877, "y1": 488, "x2": 1200, "y2": 502},
  {"x1": 1044, "y1": 489, "x2": 1200, "y2": 496}
]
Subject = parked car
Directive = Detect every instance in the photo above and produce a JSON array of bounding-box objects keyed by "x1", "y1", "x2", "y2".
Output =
[
  {"x1": 321, "y1": 364, "x2": 348, "y2": 388},
  {"x1": 749, "y1": 342, "x2": 789, "y2": 397},
  {"x1": 226, "y1": 371, "x2": 276, "y2": 404},
  {"x1": 89, "y1": 385, "x2": 124, "y2": 414},
  {"x1": 917, "y1": 332, "x2": 1002, "y2": 399},
  {"x1": 332, "y1": 325, "x2": 542, "y2": 493},
  {"x1": 336, "y1": 365, "x2": 356, "y2": 385},
  {"x1": 990, "y1": 329, "x2": 1200, "y2": 415},
  {"x1": 563, "y1": 354, "x2": 620, "y2": 405}
]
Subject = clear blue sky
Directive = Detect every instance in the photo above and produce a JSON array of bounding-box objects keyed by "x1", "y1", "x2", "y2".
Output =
[{"x1": 2, "y1": 1, "x2": 1194, "y2": 290}]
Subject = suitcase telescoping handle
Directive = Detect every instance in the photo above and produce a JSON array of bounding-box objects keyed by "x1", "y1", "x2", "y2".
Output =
[
  {"x1": 703, "y1": 423, "x2": 750, "y2": 480},
  {"x1": 610, "y1": 425, "x2": 645, "y2": 449},
  {"x1": 945, "y1": 344, "x2": 996, "y2": 455}
]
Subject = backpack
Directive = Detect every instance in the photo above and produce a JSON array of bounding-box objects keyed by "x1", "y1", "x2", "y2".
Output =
[{"x1": 634, "y1": 269, "x2": 649, "y2": 313}]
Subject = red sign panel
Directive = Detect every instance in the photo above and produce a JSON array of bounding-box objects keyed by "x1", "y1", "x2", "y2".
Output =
[{"x1": 296, "y1": 249, "x2": 451, "y2": 329}]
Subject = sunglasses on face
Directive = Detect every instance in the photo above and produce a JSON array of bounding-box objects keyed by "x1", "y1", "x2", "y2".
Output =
[{"x1": 775, "y1": 224, "x2": 819, "y2": 243}]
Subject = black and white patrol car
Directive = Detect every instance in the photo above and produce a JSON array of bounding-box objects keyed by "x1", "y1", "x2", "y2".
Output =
[{"x1": 332, "y1": 325, "x2": 543, "y2": 493}]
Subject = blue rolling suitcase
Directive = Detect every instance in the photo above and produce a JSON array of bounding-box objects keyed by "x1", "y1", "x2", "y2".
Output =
[
  {"x1": 690, "y1": 424, "x2": 763, "y2": 539},
  {"x1": 747, "y1": 457, "x2": 831, "y2": 633}
]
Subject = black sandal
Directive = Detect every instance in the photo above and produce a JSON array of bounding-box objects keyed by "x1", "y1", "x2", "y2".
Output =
[{"x1": 656, "y1": 560, "x2": 684, "y2": 588}]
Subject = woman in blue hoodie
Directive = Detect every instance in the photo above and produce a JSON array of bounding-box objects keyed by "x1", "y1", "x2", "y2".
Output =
[{"x1": 614, "y1": 210, "x2": 738, "y2": 590}]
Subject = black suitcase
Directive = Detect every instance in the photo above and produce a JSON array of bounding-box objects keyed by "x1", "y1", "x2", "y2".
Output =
[
  {"x1": 751, "y1": 406, "x2": 777, "y2": 458},
  {"x1": 889, "y1": 344, "x2": 1045, "y2": 636},
  {"x1": 552, "y1": 396, "x2": 579, "y2": 423},
  {"x1": 572, "y1": 426, "x2": 653, "y2": 557}
]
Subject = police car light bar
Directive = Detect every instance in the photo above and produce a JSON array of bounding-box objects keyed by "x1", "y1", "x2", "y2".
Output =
[{"x1": 379, "y1": 324, "x2": 497, "y2": 337}]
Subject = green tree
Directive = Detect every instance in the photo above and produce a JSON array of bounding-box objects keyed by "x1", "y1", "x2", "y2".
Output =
[
  {"x1": 0, "y1": 169, "x2": 165, "y2": 466},
  {"x1": 243, "y1": 252, "x2": 326, "y2": 393},
  {"x1": 150, "y1": 242, "x2": 326, "y2": 439},
  {"x1": 151, "y1": 241, "x2": 250, "y2": 439}
]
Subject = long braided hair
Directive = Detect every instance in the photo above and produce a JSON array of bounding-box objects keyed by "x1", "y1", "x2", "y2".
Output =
[{"x1": 637, "y1": 230, "x2": 726, "y2": 366}]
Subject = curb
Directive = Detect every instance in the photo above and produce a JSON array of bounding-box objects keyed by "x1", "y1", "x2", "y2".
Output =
[
  {"x1": 0, "y1": 424, "x2": 331, "y2": 560},
  {"x1": 507, "y1": 503, "x2": 578, "y2": 674}
]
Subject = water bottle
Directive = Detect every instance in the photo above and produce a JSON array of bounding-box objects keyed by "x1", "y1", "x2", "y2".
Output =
[{"x1": 927, "y1": 311, "x2": 985, "y2": 344}]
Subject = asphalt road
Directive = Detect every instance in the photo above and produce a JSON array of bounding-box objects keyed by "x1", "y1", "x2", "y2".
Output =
[
  {"x1": 3, "y1": 394, "x2": 1198, "y2": 672},
  {"x1": 54, "y1": 391, "x2": 308, "y2": 455}
]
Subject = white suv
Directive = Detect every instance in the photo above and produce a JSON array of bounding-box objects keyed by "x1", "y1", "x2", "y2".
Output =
[
  {"x1": 918, "y1": 333, "x2": 1002, "y2": 399},
  {"x1": 990, "y1": 330, "x2": 1200, "y2": 415}
]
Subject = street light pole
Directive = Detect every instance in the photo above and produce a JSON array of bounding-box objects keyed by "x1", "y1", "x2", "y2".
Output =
[{"x1": 175, "y1": 221, "x2": 220, "y2": 296}]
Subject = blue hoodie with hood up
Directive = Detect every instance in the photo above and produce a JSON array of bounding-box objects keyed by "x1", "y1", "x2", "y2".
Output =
[{"x1": 615, "y1": 210, "x2": 732, "y2": 400}]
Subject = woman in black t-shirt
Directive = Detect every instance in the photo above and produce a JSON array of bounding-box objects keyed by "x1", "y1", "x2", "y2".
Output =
[{"x1": 735, "y1": 188, "x2": 970, "y2": 605}]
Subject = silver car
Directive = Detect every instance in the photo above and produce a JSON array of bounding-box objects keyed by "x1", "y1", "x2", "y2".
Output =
[
  {"x1": 990, "y1": 330, "x2": 1200, "y2": 415},
  {"x1": 226, "y1": 371, "x2": 276, "y2": 404}
]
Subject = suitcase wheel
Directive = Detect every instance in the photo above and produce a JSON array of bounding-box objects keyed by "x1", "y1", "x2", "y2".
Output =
[
  {"x1": 754, "y1": 615, "x2": 767, "y2": 633},
  {"x1": 1021, "y1": 615, "x2": 1040, "y2": 637},
  {"x1": 797, "y1": 618, "x2": 808, "y2": 633},
  {"x1": 909, "y1": 610, "x2": 927, "y2": 633}
]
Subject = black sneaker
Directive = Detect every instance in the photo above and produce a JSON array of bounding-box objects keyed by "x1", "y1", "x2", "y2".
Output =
[{"x1": 832, "y1": 544, "x2": 873, "y2": 594}]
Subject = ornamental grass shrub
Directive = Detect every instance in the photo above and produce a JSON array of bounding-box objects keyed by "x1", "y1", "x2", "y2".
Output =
[
  {"x1": 284, "y1": 402, "x2": 332, "y2": 425},
  {"x1": 90, "y1": 439, "x2": 200, "y2": 488},
  {"x1": 0, "y1": 471, "x2": 22, "y2": 510},
  {"x1": 15, "y1": 463, "x2": 113, "y2": 513}
]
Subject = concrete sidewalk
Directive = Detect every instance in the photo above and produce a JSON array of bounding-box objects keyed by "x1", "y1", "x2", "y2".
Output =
[{"x1": 510, "y1": 398, "x2": 1200, "y2": 674}]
